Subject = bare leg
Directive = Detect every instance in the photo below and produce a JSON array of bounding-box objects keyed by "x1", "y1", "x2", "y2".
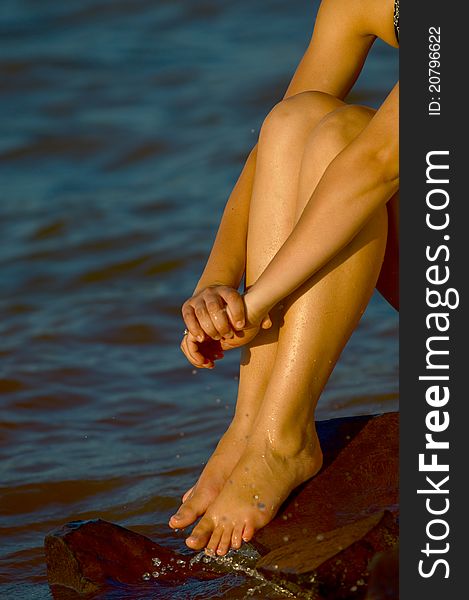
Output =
[
  {"x1": 169, "y1": 92, "x2": 344, "y2": 529},
  {"x1": 186, "y1": 105, "x2": 390, "y2": 554}
]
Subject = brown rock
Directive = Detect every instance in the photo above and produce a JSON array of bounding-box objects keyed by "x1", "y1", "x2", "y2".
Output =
[
  {"x1": 365, "y1": 545, "x2": 399, "y2": 600},
  {"x1": 257, "y1": 511, "x2": 398, "y2": 598},
  {"x1": 45, "y1": 518, "x2": 221, "y2": 594}
]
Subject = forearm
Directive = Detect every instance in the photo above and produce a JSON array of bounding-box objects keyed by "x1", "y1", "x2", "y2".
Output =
[
  {"x1": 193, "y1": 146, "x2": 258, "y2": 295},
  {"x1": 245, "y1": 142, "x2": 399, "y2": 318}
]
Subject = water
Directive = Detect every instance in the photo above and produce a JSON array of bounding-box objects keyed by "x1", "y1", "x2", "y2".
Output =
[{"x1": 0, "y1": 1, "x2": 398, "y2": 598}]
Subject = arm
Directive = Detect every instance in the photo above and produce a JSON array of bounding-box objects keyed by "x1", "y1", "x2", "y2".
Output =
[{"x1": 244, "y1": 83, "x2": 399, "y2": 323}]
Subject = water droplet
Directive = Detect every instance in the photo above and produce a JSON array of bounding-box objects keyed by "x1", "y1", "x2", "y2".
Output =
[
  {"x1": 142, "y1": 572, "x2": 151, "y2": 581},
  {"x1": 175, "y1": 454, "x2": 180, "y2": 459},
  {"x1": 191, "y1": 369, "x2": 197, "y2": 375},
  {"x1": 282, "y1": 515, "x2": 288, "y2": 520},
  {"x1": 316, "y1": 533, "x2": 324, "y2": 541},
  {"x1": 152, "y1": 571, "x2": 159, "y2": 578},
  {"x1": 215, "y1": 398, "x2": 221, "y2": 403},
  {"x1": 253, "y1": 494, "x2": 259, "y2": 500},
  {"x1": 283, "y1": 535, "x2": 289, "y2": 542},
  {"x1": 152, "y1": 557, "x2": 161, "y2": 567},
  {"x1": 350, "y1": 586, "x2": 358, "y2": 592},
  {"x1": 176, "y1": 559, "x2": 185, "y2": 565}
]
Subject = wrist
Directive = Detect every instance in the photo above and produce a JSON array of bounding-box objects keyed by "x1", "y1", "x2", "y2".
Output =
[{"x1": 243, "y1": 285, "x2": 274, "y2": 326}]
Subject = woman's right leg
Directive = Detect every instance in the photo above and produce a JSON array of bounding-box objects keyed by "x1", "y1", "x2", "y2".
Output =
[{"x1": 169, "y1": 91, "x2": 344, "y2": 530}]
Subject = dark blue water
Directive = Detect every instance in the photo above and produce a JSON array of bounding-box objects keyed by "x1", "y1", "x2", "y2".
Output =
[{"x1": 0, "y1": 1, "x2": 398, "y2": 598}]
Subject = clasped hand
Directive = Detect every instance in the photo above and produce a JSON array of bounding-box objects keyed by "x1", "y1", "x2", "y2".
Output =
[{"x1": 180, "y1": 285, "x2": 271, "y2": 369}]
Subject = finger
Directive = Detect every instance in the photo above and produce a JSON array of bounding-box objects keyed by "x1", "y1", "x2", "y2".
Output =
[
  {"x1": 204, "y1": 294, "x2": 233, "y2": 339},
  {"x1": 187, "y1": 335, "x2": 214, "y2": 368},
  {"x1": 181, "y1": 304, "x2": 205, "y2": 342},
  {"x1": 218, "y1": 288, "x2": 245, "y2": 330},
  {"x1": 194, "y1": 301, "x2": 222, "y2": 340},
  {"x1": 180, "y1": 336, "x2": 201, "y2": 367},
  {"x1": 181, "y1": 335, "x2": 213, "y2": 368}
]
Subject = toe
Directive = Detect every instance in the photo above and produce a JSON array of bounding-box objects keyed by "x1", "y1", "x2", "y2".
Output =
[
  {"x1": 231, "y1": 524, "x2": 244, "y2": 549},
  {"x1": 242, "y1": 522, "x2": 255, "y2": 543},
  {"x1": 185, "y1": 515, "x2": 214, "y2": 550},
  {"x1": 169, "y1": 504, "x2": 193, "y2": 528},
  {"x1": 169, "y1": 493, "x2": 208, "y2": 529},
  {"x1": 182, "y1": 486, "x2": 194, "y2": 503},
  {"x1": 206, "y1": 524, "x2": 224, "y2": 555},
  {"x1": 217, "y1": 526, "x2": 233, "y2": 556}
]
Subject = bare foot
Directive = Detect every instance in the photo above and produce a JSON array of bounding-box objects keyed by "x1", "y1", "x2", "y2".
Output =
[
  {"x1": 168, "y1": 420, "x2": 252, "y2": 530},
  {"x1": 184, "y1": 427, "x2": 323, "y2": 555}
]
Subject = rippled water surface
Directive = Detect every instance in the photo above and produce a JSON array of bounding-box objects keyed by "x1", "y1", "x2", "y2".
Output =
[{"x1": 0, "y1": 1, "x2": 398, "y2": 598}]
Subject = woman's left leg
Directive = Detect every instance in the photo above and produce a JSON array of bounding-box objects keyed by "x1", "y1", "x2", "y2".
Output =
[{"x1": 186, "y1": 105, "x2": 390, "y2": 554}]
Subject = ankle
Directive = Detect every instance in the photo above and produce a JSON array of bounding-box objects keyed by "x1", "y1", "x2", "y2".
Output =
[{"x1": 250, "y1": 421, "x2": 320, "y2": 459}]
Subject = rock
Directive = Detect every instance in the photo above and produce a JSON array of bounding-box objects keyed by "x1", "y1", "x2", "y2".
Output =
[
  {"x1": 257, "y1": 511, "x2": 397, "y2": 598},
  {"x1": 45, "y1": 518, "x2": 221, "y2": 594},
  {"x1": 365, "y1": 545, "x2": 399, "y2": 600}
]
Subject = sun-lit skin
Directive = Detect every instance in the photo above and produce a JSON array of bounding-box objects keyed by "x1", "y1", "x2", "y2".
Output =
[{"x1": 171, "y1": 0, "x2": 399, "y2": 555}]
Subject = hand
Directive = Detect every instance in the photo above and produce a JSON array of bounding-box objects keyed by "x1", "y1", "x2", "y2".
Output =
[
  {"x1": 180, "y1": 331, "x2": 224, "y2": 369},
  {"x1": 219, "y1": 292, "x2": 273, "y2": 351},
  {"x1": 181, "y1": 285, "x2": 246, "y2": 342}
]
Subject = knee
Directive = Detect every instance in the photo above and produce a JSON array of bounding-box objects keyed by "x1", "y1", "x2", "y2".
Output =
[
  {"x1": 260, "y1": 91, "x2": 342, "y2": 141},
  {"x1": 313, "y1": 104, "x2": 376, "y2": 148}
]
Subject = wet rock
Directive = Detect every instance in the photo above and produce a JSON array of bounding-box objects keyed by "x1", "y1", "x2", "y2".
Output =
[
  {"x1": 257, "y1": 511, "x2": 398, "y2": 598},
  {"x1": 365, "y1": 545, "x2": 399, "y2": 600},
  {"x1": 45, "y1": 518, "x2": 221, "y2": 594}
]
